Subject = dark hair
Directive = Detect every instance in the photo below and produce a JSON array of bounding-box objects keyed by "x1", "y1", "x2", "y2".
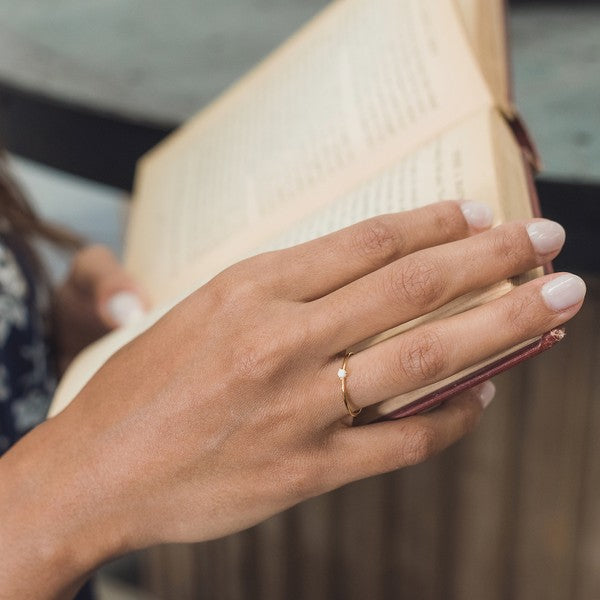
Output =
[
  {"x1": 0, "y1": 152, "x2": 81, "y2": 250},
  {"x1": 0, "y1": 151, "x2": 83, "y2": 289}
]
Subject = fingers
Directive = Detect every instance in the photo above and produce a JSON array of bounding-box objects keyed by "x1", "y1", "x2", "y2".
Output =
[
  {"x1": 312, "y1": 218, "x2": 566, "y2": 353},
  {"x1": 263, "y1": 201, "x2": 491, "y2": 300},
  {"x1": 328, "y1": 272, "x2": 585, "y2": 414},
  {"x1": 67, "y1": 245, "x2": 148, "y2": 328},
  {"x1": 327, "y1": 383, "x2": 494, "y2": 485}
]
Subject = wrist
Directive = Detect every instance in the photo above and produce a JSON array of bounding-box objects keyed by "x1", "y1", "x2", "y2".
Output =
[{"x1": 0, "y1": 410, "x2": 132, "y2": 598}]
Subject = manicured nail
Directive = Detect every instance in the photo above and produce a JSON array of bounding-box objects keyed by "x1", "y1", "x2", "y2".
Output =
[
  {"x1": 477, "y1": 380, "x2": 496, "y2": 409},
  {"x1": 541, "y1": 274, "x2": 586, "y2": 311},
  {"x1": 460, "y1": 201, "x2": 494, "y2": 229},
  {"x1": 526, "y1": 220, "x2": 565, "y2": 254},
  {"x1": 106, "y1": 291, "x2": 145, "y2": 326}
]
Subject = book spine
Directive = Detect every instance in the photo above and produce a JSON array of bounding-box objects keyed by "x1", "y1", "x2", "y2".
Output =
[{"x1": 510, "y1": 115, "x2": 543, "y2": 172}]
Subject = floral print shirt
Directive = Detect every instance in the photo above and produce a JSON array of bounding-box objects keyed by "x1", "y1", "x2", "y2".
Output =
[
  {"x1": 0, "y1": 227, "x2": 55, "y2": 454},
  {"x1": 0, "y1": 227, "x2": 95, "y2": 598}
]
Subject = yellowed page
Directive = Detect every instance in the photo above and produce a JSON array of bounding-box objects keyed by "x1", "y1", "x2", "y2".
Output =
[
  {"x1": 454, "y1": 0, "x2": 512, "y2": 114},
  {"x1": 50, "y1": 109, "x2": 510, "y2": 417},
  {"x1": 257, "y1": 109, "x2": 502, "y2": 252},
  {"x1": 258, "y1": 109, "x2": 514, "y2": 356},
  {"x1": 126, "y1": 0, "x2": 492, "y2": 306},
  {"x1": 489, "y1": 110, "x2": 533, "y2": 223}
]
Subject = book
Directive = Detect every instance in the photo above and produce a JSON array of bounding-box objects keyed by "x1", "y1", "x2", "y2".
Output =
[{"x1": 48, "y1": 0, "x2": 562, "y2": 423}]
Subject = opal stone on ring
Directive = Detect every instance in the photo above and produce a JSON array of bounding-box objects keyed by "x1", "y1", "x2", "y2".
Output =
[{"x1": 339, "y1": 351, "x2": 361, "y2": 417}]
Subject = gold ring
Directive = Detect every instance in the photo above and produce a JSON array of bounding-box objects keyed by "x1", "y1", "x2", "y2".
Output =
[{"x1": 338, "y1": 351, "x2": 361, "y2": 417}]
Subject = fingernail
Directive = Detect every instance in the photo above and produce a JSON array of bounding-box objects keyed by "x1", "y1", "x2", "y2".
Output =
[
  {"x1": 106, "y1": 291, "x2": 145, "y2": 326},
  {"x1": 526, "y1": 220, "x2": 565, "y2": 254},
  {"x1": 541, "y1": 274, "x2": 586, "y2": 311},
  {"x1": 460, "y1": 201, "x2": 494, "y2": 229},
  {"x1": 477, "y1": 380, "x2": 496, "y2": 409}
]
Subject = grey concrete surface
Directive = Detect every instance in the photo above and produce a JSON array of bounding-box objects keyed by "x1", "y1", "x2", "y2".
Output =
[
  {"x1": 511, "y1": 6, "x2": 600, "y2": 182},
  {"x1": 0, "y1": 2, "x2": 598, "y2": 180},
  {"x1": 0, "y1": 0, "x2": 327, "y2": 122}
]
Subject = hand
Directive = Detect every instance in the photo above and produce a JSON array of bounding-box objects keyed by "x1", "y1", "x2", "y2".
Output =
[
  {"x1": 0, "y1": 202, "x2": 585, "y2": 599},
  {"x1": 52, "y1": 245, "x2": 148, "y2": 371}
]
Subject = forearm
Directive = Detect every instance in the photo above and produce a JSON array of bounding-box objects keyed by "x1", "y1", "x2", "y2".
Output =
[{"x1": 0, "y1": 413, "x2": 126, "y2": 599}]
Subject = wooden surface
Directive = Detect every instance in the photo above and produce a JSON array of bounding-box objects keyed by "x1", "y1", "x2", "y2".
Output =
[{"x1": 139, "y1": 275, "x2": 600, "y2": 600}]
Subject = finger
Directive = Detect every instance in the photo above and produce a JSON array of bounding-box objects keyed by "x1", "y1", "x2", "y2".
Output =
[
  {"x1": 263, "y1": 201, "x2": 493, "y2": 300},
  {"x1": 325, "y1": 272, "x2": 585, "y2": 416},
  {"x1": 312, "y1": 218, "x2": 566, "y2": 353},
  {"x1": 327, "y1": 383, "x2": 494, "y2": 485},
  {"x1": 67, "y1": 245, "x2": 148, "y2": 328}
]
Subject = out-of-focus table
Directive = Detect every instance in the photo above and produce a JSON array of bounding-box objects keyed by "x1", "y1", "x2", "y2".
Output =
[{"x1": 0, "y1": 0, "x2": 598, "y2": 269}]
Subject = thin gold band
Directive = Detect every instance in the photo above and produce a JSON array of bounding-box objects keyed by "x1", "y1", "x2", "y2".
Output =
[{"x1": 338, "y1": 351, "x2": 362, "y2": 417}]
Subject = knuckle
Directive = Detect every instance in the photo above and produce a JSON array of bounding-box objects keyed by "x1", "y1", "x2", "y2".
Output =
[
  {"x1": 401, "y1": 425, "x2": 438, "y2": 466},
  {"x1": 279, "y1": 453, "x2": 327, "y2": 501},
  {"x1": 281, "y1": 312, "x2": 318, "y2": 355},
  {"x1": 491, "y1": 226, "x2": 527, "y2": 267},
  {"x1": 454, "y1": 399, "x2": 482, "y2": 434},
  {"x1": 503, "y1": 293, "x2": 537, "y2": 336},
  {"x1": 431, "y1": 202, "x2": 469, "y2": 240},
  {"x1": 212, "y1": 261, "x2": 263, "y2": 304},
  {"x1": 352, "y1": 217, "x2": 401, "y2": 266},
  {"x1": 245, "y1": 251, "x2": 277, "y2": 277},
  {"x1": 70, "y1": 248, "x2": 90, "y2": 273},
  {"x1": 398, "y1": 329, "x2": 448, "y2": 384},
  {"x1": 74, "y1": 244, "x2": 112, "y2": 267},
  {"x1": 390, "y1": 256, "x2": 444, "y2": 308},
  {"x1": 233, "y1": 339, "x2": 281, "y2": 384}
]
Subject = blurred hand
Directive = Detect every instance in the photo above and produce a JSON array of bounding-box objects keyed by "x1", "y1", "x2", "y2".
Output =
[{"x1": 52, "y1": 245, "x2": 148, "y2": 371}]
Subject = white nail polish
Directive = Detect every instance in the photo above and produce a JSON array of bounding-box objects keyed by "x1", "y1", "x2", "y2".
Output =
[
  {"x1": 106, "y1": 291, "x2": 145, "y2": 326},
  {"x1": 460, "y1": 201, "x2": 494, "y2": 229},
  {"x1": 526, "y1": 220, "x2": 565, "y2": 254},
  {"x1": 477, "y1": 380, "x2": 496, "y2": 409},
  {"x1": 541, "y1": 274, "x2": 586, "y2": 311}
]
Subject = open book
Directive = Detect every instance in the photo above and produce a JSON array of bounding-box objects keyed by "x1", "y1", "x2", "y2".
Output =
[{"x1": 49, "y1": 0, "x2": 562, "y2": 423}]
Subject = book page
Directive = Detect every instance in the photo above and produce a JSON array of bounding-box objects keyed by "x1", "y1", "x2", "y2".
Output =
[
  {"x1": 50, "y1": 109, "x2": 509, "y2": 417},
  {"x1": 489, "y1": 110, "x2": 533, "y2": 223},
  {"x1": 258, "y1": 109, "x2": 513, "y2": 351},
  {"x1": 126, "y1": 0, "x2": 492, "y2": 306},
  {"x1": 257, "y1": 109, "x2": 503, "y2": 253},
  {"x1": 454, "y1": 0, "x2": 512, "y2": 114}
]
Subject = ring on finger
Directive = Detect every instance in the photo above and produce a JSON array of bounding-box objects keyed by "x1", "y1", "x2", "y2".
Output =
[{"x1": 338, "y1": 351, "x2": 362, "y2": 417}]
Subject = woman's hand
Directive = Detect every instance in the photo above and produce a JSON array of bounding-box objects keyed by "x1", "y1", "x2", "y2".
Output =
[
  {"x1": 52, "y1": 245, "x2": 148, "y2": 371},
  {"x1": 0, "y1": 202, "x2": 585, "y2": 599}
]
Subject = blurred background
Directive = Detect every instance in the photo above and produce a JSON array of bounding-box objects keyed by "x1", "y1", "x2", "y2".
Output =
[{"x1": 0, "y1": 0, "x2": 598, "y2": 598}]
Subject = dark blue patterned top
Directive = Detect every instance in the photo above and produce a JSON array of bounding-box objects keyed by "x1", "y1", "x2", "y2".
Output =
[
  {"x1": 0, "y1": 227, "x2": 55, "y2": 453},
  {"x1": 0, "y1": 226, "x2": 95, "y2": 599}
]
